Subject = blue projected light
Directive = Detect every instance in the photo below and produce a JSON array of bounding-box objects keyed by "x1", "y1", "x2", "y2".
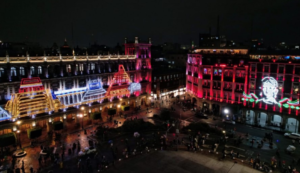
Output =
[
  {"x1": 89, "y1": 80, "x2": 102, "y2": 90},
  {"x1": 295, "y1": 57, "x2": 300, "y2": 60},
  {"x1": 284, "y1": 56, "x2": 290, "y2": 59}
]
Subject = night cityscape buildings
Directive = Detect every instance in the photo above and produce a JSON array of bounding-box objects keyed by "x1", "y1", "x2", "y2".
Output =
[{"x1": 1, "y1": 1, "x2": 300, "y2": 172}]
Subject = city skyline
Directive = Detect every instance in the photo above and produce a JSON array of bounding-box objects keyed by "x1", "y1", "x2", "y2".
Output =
[{"x1": 0, "y1": 0, "x2": 299, "y2": 47}]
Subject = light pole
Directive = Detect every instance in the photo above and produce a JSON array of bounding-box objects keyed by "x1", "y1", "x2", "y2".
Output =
[
  {"x1": 17, "y1": 130, "x2": 21, "y2": 149},
  {"x1": 224, "y1": 108, "x2": 229, "y2": 121},
  {"x1": 80, "y1": 107, "x2": 87, "y2": 134},
  {"x1": 16, "y1": 121, "x2": 21, "y2": 149}
]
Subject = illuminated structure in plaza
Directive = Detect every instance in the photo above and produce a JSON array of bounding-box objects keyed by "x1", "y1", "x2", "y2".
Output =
[{"x1": 0, "y1": 37, "x2": 152, "y2": 123}]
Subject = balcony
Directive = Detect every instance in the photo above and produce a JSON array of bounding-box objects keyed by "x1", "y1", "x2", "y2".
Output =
[
  {"x1": 235, "y1": 89, "x2": 243, "y2": 93},
  {"x1": 203, "y1": 74, "x2": 211, "y2": 80},
  {"x1": 213, "y1": 86, "x2": 221, "y2": 90},
  {"x1": 213, "y1": 75, "x2": 221, "y2": 81},
  {"x1": 202, "y1": 85, "x2": 210, "y2": 89},
  {"x1": 224, "y1": 76, "x2": 233, "y2": 82},
  {"x1": 235, "y1": 77, "x2": 245, "y2": 83},
  {"x1": 223, "y1": 88, "x2": 232, "y2": 91}
]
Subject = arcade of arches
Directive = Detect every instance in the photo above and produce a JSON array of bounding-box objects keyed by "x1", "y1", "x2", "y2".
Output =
[
  {"x1": 0, "y1": 96, "x2": 150, "y2": 146},
  {"x1": 186, "y1": 94, "x2": 300, "y2": 133}
]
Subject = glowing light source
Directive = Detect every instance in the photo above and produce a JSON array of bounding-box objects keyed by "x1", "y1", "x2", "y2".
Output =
[
  {"x1": 242, "y1": 76, "x2": 300, "y2": 109},
  {"x1": 224, "y1": 109, "x2": 229, "y2": 114}
]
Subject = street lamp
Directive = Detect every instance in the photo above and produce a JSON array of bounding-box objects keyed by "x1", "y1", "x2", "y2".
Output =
[
  {"x1": 224, "y1": 109, "x2": 229, "y2": 120},
  {"x1": 80, "y1": 106, "x2": 87, "y2": 134},
  {"x1": 17, "y1": 130, "x2": 21, "y2": 149}
]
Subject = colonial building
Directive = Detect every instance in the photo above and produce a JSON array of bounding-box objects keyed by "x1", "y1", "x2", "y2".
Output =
[
  {"x1": 186, "y1": 48, "x2": 300, "y2": 133},
  {"x1": 0, "y1": 37, "x2": 152, "y2": 145}
]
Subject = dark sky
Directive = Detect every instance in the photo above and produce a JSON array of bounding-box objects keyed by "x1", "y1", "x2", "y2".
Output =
[{"x1": 0, "y1": 0, "x2": 299, "y2": 47}]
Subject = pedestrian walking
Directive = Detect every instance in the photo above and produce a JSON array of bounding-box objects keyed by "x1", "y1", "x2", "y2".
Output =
[{"x1": 29, "y1": 166, "x2": 35, "y2": 173}]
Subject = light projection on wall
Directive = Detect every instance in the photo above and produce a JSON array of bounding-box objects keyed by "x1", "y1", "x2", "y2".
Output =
[
  {"x1": 242, "y1": 77, "x2": 300, "y2": 109},
  {"x1": 128, "y1": 83, "x2": 141, "y2": 93},
  {"x1": 54, "y1": 79, "x2": 106, "y2": 106},
  {"x1": 5, "y1": 77, "x2": 61, "y2": 119}
]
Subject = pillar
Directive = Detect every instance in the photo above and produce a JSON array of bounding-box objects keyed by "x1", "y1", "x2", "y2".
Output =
[{"x1": 254, "y1": 111, "x2": 259, "y2": 125}]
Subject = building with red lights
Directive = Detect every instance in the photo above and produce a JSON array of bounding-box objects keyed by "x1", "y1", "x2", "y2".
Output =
[{"x1": 186, "y1": 48, "x2": 300, "y2": 133}]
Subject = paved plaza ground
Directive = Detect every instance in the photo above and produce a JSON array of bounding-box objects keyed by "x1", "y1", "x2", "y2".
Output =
[{"x1": 106, "y1": 151, "x2": 261, "y2": 173}]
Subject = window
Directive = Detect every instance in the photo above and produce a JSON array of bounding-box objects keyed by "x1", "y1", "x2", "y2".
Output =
[
  {"x1": 213, "y1": 69, "x2": 218, "y2": 76},
  {"x1": 279, "y1": 66, "x2": 284, "y2": 73},
  {"x1": 203, "y1": 68, "x2": 207, "y2": 74},
  {"x1": 264, "y1": 65, "x2": 269, "y2": 72},
  {"x1": 250, "y1": 74, "x2": 255, "y2": 78},
  {"x1": 154, "y1": 76, "x2": 156, "y2": 81},
  {"x1": 66, "y1": 65, "x2": 71, "y2": 73},
  {"x1": 76, "y1": 64, "x2": 79, "y2": 72},
  {"x1": 38, "y1": 66, "x2": 42, "y2": 75},
  {"x1": 89, "y1": 63, "x2": 95, "y2": 71},
  {"x1": 10, "y1": 67, "x2": 16, "y2": 76},
  {"x1": 251, "y1": 64, "x2": 256, "y2": 72},
  {"x1": 30, "y1": 66, "x2": 35, "y2": 75},
  {"x1": 293, "y1": 83, "x2": 299, "y2": 94},
  {"x1": 20, "y1": 67, "x2": 25, "y2": 76},
  {"x1": 218, "y1": 69, "x2": 222, "y2": 76},
  {"x1": 154, "y1": 84, "x2": 156, "y2": 89},
  {"x1": 0, "y1": 68, "x2": 4, "y2": 77},
  {"x1": 250, "y1": 81, "x2": 255, "y2": 89},
  {"x1": 79, "y1": 64, "x2": 84, "y2": 72}
]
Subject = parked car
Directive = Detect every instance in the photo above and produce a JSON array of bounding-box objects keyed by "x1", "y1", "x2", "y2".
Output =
[{"x1": 284, "y1": 133, "x2": 300, "y2": 139}]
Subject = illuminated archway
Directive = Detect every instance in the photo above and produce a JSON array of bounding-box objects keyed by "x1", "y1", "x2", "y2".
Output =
[
  {"x1": 246, "y1": 110, "x2": 255, "y2": 125},
  {"x1": 272, "y1": 115, "x2": 282, "y2": 126},
  {"x1": 287, "y1": 118, "x2": 299, "y2": 133},
  {"x1": 258, "y1": 112, "x2": 267, "y2": 127}
]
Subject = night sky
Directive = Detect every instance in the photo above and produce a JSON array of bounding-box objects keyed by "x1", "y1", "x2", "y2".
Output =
[{"x1": 0, "y1": 0, "x2": 299, "y2": 47}]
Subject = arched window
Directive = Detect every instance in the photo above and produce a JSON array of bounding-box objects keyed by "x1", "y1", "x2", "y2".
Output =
[
  {"x1": 30, "y1": 66, "x2": 35, "y2": 75},
  {"x1": 10, "y1": 67, "x2": 16, "y2": 77},
  {"x1": 0, "y1": 68, "x2": 4, "y2": 77},
  {"x1": 19, "y1": 67, "x2": 25, "y2": 76},
  {"x1": 38, "y1": 66, "x2": 42, "y2": 75},
  {"x1": 66, "y1": 64, "x2": 71, "y2": 73}
]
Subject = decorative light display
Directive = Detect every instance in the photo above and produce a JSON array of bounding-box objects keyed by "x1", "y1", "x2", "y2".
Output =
[
  {"x1": 5, "y1": 77, "x2": 61, "y2": 119},
  {"x1": 54, "y1": 79, "x2": 106, "y2": 106},
  {"x1": 105, "y1": 65, "x2": 141, "y2": 99},
  {"x1": 242, "y1": 76, "x2": 300, "y2": 109},
  {"x1": 128, "y1": 83, "x2": 141, "y2": 93},
  {"x1": 3, "y1": 64, "x2": 144, "y2": 120}
]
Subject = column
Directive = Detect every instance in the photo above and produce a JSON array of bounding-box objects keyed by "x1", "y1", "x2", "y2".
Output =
[
  {"x1": 219, "y1": 104, "x2": 223, "y2": 117},
  {"x1": 59, "y1": 80, "x2": 62, "y2": 90},
  {"x1": 6, "y1": 86, "x2": 10, "y2": 100},
  {"x1": 73, "y1": 79, "x2": 76, "y2": 89},
  {"x1": 254, "y1": 111, "x2": 259, "y2": 125},
  {"x1": 282, "y1": 116, "x2": 287, "y2": 131},
  {"x1": 63, "y1": 80, "x2": 66, "y2": 90},
  {"x1": 266, "y1": 113, "x2": 271, "y2": 126}
]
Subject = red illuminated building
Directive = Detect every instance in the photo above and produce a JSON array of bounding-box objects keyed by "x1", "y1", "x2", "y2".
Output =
[{"x1": 186, "y1": 48, "x2": 300, "y2": 133}]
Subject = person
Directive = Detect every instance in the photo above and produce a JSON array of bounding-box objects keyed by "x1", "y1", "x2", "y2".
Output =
[{"x1": 30, "y1": 167, "x2": 34, "y2": 173}]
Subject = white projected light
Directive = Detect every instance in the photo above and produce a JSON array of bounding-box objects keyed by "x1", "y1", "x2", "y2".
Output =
[{"x1": 258, "y1": 77, "x2": 278, "y2": 104}]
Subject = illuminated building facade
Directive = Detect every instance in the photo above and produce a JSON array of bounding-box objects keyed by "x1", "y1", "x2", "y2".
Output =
[
  {"x1": 0, "y1": 37, "x2": 152, "y2": 141},
  {"x1": 186, "y1": 48, "x2": 300, "y2": 132}
]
